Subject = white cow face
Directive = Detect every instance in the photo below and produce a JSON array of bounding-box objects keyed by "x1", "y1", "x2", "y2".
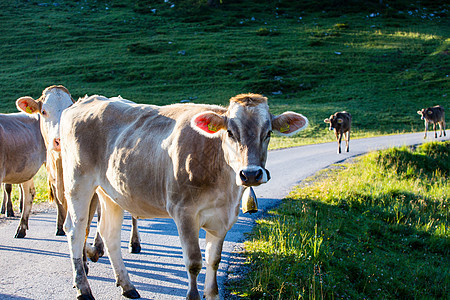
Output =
[
  {"x1": 16, "y1": 86, "x2": 74, "y2": 151},
  {"x1": 191, "y1": 94, "x2": 308, "y2": 187}
]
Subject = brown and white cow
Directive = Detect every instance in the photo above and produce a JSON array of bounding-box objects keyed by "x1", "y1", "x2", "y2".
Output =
[
  {"x1": 16, "y1": 86, "x2": 141, "y2": 257},
  {"x1": 60, "y1": 93, "x2": 308, "y2": 299},
  {"x1": 0, "y1": 112, "x2": 46, "y2": 238},
  {"x1": 417, "y1": 105, "x2": 446, "y2": 139},
  {"x1": 324, "y1": 111, "x2": 352, "y2": 153}
]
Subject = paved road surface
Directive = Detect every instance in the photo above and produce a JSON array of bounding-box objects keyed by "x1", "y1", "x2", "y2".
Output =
[{"x1": 0, "y1": 131, "x2": 448, "y2": 299}]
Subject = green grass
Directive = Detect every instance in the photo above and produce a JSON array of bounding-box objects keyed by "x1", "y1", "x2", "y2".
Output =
[
  {"x1": 0, "y1": 0, "x2": 448, "y2": 149},
  {"x1": 227, "y1": 141, "x2": 449, "y2": 299},
  {"x1": 7, "y1": 166, "x2": 49, "y2": 207}
]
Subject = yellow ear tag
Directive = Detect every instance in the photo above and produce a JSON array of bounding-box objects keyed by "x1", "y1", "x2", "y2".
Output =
[
  {"x1": 25, "y1": 106, "x2": 32, "y2": 113},
  {"x1": 208, "y1": 123, "x2": 218, "y2": 132},
  {"x1": 280, "y1": 124, "x2": 290, "y2": 133}
]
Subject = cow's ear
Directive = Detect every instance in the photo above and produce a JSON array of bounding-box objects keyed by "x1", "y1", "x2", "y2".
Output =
[
  {"x1": 191, "y1": 111, "x2": 227, "y2": 138},
  {"x1": 337, "y1": 118, "x2": 344, "y2": 124},
  {"x1": 16, "y1": 97, "x2": 39, "y2": 114},
  {"x1": 324, "y1": 118, "x2": 330, "y2": 123},
  {"x1": 417, "y1": 110, "x2": 423, "y2": 115},
  {"x1": 427, "y1": 110, "x2": 433, "y2": 115},
  {"x1": 272, "y1": 112, "x2": 308, "y2": 136}
]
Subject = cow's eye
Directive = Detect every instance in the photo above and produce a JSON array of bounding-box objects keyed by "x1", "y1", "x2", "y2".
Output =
[
  {"x1": 227, "y1": 130, "x2": 234, "y2": 138},
  {"x1": 266, "y1": 130, "x2": 272, "y2": 139},
  {"x1": 41, "y1": 110, "x2": 47, "y2": 116}
]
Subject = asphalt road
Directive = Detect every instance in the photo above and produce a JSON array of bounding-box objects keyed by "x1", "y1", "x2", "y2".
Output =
[{"x1": 0, "y1": 131, "x2": 448, "y2": 300}]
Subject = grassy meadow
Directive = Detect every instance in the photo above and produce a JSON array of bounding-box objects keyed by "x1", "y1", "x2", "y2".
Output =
[
  {"x1": 0, "y1": 0, "x2": 448, "y2": 148},
  {"x1": 227, "y1": 141, "x2": 449, "y2": 299},
  {"x1": 0, "y1": 0, "x2": 449, "y2": 296}
]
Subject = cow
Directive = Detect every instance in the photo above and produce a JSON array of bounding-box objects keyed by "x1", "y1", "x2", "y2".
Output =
[
  {"x1": 417, "y1": 105, "x2": 446, "y2": 139},
  {"x1": 16, "y1": 86, "x2": 141, "y2": 257},
  {"x1": 0, "y1": 112, "x2": 46, "y2": 238},
  {"x1": 59, "y1": 93, "x2": 308, "y2": 299},
  {"x1": 324, "y1": 111, "x2": 352, "y2": 153}
]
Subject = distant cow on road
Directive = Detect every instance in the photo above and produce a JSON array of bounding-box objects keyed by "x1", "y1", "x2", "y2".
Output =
[
  {"x1": 417, "y1": 105, "x2": 446, "y2": 139},
  {"x1": 324, "y1": 111, "x2": 352, "y2": 153},
  {"x1": 60, "y1": 93, "x2": 308, "y2": 299},
  {"x1": 0, "y1": 112, "x2": 46, "y2": 238}
]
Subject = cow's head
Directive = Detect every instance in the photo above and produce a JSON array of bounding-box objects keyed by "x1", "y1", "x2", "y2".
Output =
[
  {"x1": 417, "y1": 108, "x2": 432, "y2": 121},
  {"x1": 191, "y1": 93, "x2": 308, "y2": 187},
  {"x1": 16, "y1": 85, "x2": 74, "y2": 151},
  {"x1": 324, "y1": 113, "x2": 344, "y2": 131}
]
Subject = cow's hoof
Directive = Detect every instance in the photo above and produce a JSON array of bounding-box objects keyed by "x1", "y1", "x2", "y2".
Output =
[
  {"x1": 77, "y1": 293, "x2": 95, "y2": 300},
  {"x1": 88, "y1": 251, "x2": 101, "y2": 263},
  {"x1": 129, "y1": 243, "x2": 141, "y2": 254},
  {"x1": 96, "y1": 246, "x2": 105, "y2": 258},
  {"x1": 56, "y1": 228, "x2": 66, "y2": 236},
  {"x1": 6, "y1": 212, "x2": 15, "y2": 218},
  {"x1": 14, "y1": 230, "x2": 26, "y2": 238},
  {"x1": 123, "y1": 289, "x2": 140, "y2": 299}
]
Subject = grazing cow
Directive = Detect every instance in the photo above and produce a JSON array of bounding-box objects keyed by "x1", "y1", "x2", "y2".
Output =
[
  {"x1": 324, "y1": 111, "x2": 352, "y2": 153},
  {"x1": 417, "y1": 105, "x2": 446, "y2": 139},
  {"x1": 16, "y1": 86, "x2": 141, "y2": 257},
  {"x1": 0, "y1": 112, "x2": 46, "y2": 238},
  {"x1": 60, "y1": 93, "x2": 308, "y2": 299}
]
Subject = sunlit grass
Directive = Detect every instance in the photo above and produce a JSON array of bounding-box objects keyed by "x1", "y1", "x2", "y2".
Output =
[
  {"x1": 228, "y1": 141, "x2": 449, "y2": 299},
  {"x1": 8, "y1": 166, "x2": 49, "y2": 210}
]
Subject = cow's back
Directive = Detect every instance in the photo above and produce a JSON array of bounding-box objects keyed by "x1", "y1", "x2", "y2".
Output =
[
  {"x1": 429, "y1": 106, "x2": 445, "y2": 122},
  {"x1": 336, "y1": 111, "x2": 352, "y2": 132},
  {"x1": 61, "y1": 96, "x2": 233, "y2": 218},
  {"x1": 0, "y1": 113, "x2": 46, "y2": 183}
]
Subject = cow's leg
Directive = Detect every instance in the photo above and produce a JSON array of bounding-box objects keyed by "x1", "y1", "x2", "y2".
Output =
[
  {"x1": 424, "y1": 121, "x2": 428, "y2": 139},
  {"x1": 96, "y1": 190, "x2": 139, "y2": 299},
  {"x1": 174, "y1": 215, "x2": 202, "y2": 300},
  {"x1": 335, "y1": 131, "x2": 341, "y2": 153},
  {"x1": 1, "y1": 183, "x2": 6, "y2": 215},
  {"x1": 345, "y1": 131, "x2": 350, "y2": 152},
  {"x1": 85, "y1": 193, "x2": 105, "y2": 262},
  {"x1": 2, "y1": 183, "x2": 14, "y2": 217},
  {"x1": 64, "y1": 183, "x2": 96, "y2": 299},
  {"x1": 14, "y1": 180, "x2": 35, "y2": 238},
  {"x1": 203, "y1": 231, "x2": 225, "y2": 300},
  {"x1": 439, "y1": 121, "x2": 446, "y2": 137},
  {"x1": 433, "y1": 122, "x2": 437, "y2": 138},
  {"x1": 129, "y1": 217, "x2": 141, "y2": 254},
  {"x1": 19, "y1": 184, "x2": 24, "y2": 213},
  {"x1": 50, "y1": 183, "x2": 67, "y2": 236}
]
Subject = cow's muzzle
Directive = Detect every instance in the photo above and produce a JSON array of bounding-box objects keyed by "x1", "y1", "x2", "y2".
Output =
[
  {"x1": 238, "y1": 166, "x2": 270, "y2": 187},
  {"x1": 53, "y1": 138, "x2": 61, "y2": 151}
]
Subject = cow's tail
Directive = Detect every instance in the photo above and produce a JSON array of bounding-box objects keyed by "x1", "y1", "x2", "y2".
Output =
[{"x1": 48, "y1": 181, "x2": 55, "y2": 203}]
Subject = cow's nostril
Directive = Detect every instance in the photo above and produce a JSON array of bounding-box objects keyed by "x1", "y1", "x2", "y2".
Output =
[
  {"x1": 53, "y1": 138, "x2": 61, "y2": 150},
  {"x1": 239, "y1": 170, "x2": 248, "y2": 183},
  {"x1": 255, "y1": 169, "x2": 263, "y2": 181}
]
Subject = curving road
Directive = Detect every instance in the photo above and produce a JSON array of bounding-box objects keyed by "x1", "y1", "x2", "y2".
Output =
[{"x1": 0, "y1": 131, "x2": 448, "y2": 300}]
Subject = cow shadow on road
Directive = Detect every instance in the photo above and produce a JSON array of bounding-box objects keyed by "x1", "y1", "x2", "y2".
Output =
[{"x1": 0, "y1": 294, "x2": 33, "y2": 300}]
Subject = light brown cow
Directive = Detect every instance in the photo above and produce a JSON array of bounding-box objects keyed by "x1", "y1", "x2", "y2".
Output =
[
  {"x1": 324, "y1": 111, "x2": 352, "y2": 153},
  {"x1": 0, "y1": 112, "x2": 46, "y2": 238},
  {"x1": 417, "y1": 105, "x2": 446, "y2": 139},
  {"x1": 16, "y1": 86, "x2": 141, "y2": 257},
  {"x1": 60, "y1": 93, "x2": 308, "y2": 299}
]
